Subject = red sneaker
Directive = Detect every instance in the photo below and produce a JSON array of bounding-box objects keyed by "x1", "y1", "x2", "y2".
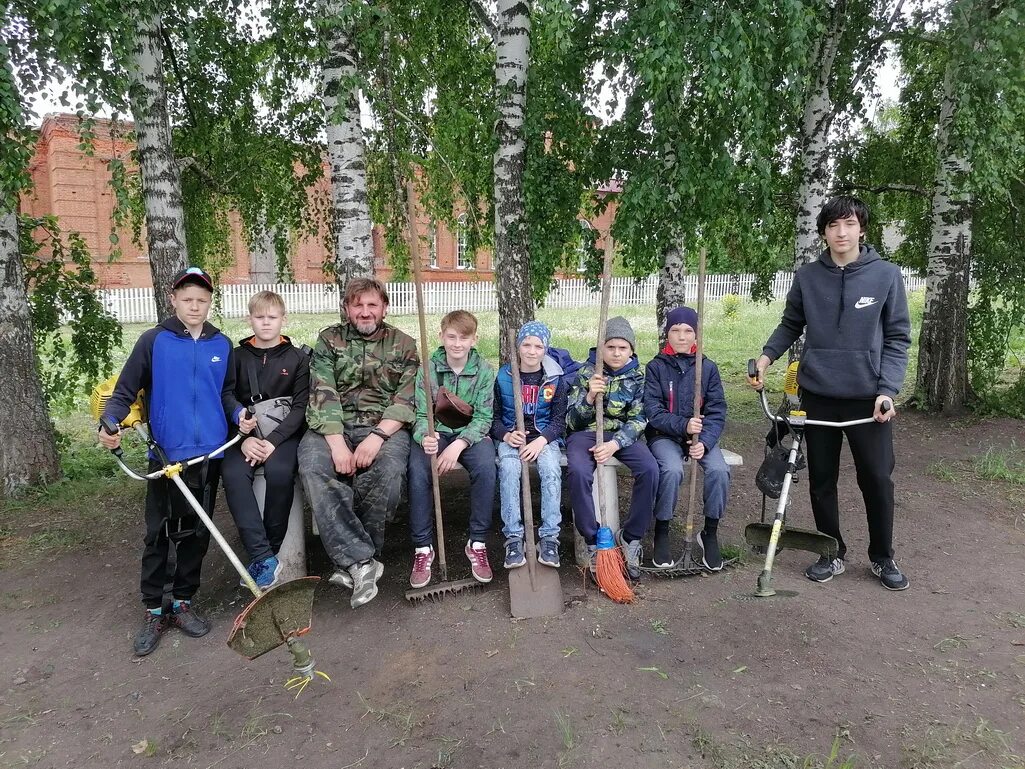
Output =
[
  {"x1": 409, "y1": 547, "x2": 435, "y2": 589},
  {"x1": 464, "y1": 540, "x2": 493, "y2": 584}
]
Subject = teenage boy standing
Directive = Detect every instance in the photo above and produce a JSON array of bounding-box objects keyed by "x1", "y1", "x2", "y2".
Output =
[{"x1": 750, "y1": 196, "x2": 912, "y2": 591}]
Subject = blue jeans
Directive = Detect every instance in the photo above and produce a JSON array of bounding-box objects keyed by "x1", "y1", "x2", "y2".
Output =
[
  {"x1": 649, "y1": 437, "x2": 731, "y2": 523},
  {"x1": 407, "y1": 436, "x2": 496, "y2": 547},
  {"x1": 497, "y1": 441, "x2": 562, "y2": 542}
]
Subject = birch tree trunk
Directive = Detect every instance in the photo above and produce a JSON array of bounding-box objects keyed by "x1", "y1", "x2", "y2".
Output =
[
  {"x1": 916, "y1": 60, "x2": 971, "y2": 413},
  {"x1": 321, "y1": 0, "x2": 374, "y2": 301},
  {"x1": 493, "y1": 0, "x2": 534, "y2": 361},
  {"x1": 656, "y1": 241, "x2": 687, "y2": 344},
  {"x1": 0, "y1": 210, "x2": 61, "y2": 495},
  {"x1": 127, "y1": 8, "x2": 188, "y2": 322},
  {"x1": 790, "y1": 0, "x2": 845, "y2": 362}
]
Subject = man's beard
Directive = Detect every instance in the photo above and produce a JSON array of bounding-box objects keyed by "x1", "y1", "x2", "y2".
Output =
[{"x1": 353, "y1": 319, "x2": 380, "y2": 336}]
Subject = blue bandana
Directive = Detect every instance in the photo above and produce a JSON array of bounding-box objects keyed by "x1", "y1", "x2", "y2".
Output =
[{"x1": 516, "y1": 321, "x2": 551, "y2": 351}]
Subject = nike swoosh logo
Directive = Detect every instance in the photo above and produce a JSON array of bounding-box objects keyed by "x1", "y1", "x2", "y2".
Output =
[{"x1": 854, "y1": 298, "x2": 877, "y2": 309}]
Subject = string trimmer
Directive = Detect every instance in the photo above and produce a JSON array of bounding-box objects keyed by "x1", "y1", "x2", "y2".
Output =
[
  {"x1": 745, "y1": 360, "x2": 888, "y2": 597},
  {"x1": 92, "y1": 382, "x2": 328, "y2": 696}
]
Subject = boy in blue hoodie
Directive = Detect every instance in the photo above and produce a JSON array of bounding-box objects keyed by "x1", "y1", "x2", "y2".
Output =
[
  {"x1": 644, "y1": 306, "x2": 730, "y2": 570},
  {"x1": 565, "y1": 316, "x2": 658, "y2": 580},
  {"x1": 751, "y1": 196, "x2": 912, "y2": 591},
  {"x1": 491, "y1": 321, "x2": 568, "y2": 569},
  {"x1": 99, "y1": 267, "x2": 252, "y2": 656}
]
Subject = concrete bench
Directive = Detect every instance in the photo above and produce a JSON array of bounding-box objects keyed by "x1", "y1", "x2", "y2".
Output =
[
  {"x1": 307, "y1": 445, "x2": 743, "y2": 569},
  {"x1": 252, "y1": 470, "x2": 307, "y2": 582}
]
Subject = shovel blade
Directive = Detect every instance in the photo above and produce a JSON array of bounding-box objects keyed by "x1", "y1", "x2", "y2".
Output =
[
  {"x1": 508, "y1": 562, "x2": 564, "y2": 619},
  {"x1": 227, "y1": 576, "x2": 320, "y2": 660},
  {"x1": 745, "y1": 523, "x2": 838, "y2": 559}
]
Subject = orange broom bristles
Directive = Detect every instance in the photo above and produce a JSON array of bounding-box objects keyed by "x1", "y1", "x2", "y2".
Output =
[{"x1": 595, "y1": 547, "x2": 634, "y2": 604}]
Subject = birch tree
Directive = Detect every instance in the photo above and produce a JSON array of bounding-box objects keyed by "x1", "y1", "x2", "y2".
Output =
[
  {"x1": 491, "y1": 0, "x2": 535, "y2": 358},
  {"x1": 126, "y1": 5, "x2": 188, "y2": 320},
  {"x1": 0, "y1": 21, "x2": 64, "y2": 492},
  {"x1": 320, "y1": 0, "x2": 375, "y2": 293}
]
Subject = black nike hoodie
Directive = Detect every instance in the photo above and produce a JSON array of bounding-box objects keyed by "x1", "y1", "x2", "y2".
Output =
[{"x1": 762, "y1": 245, "x2": 912, "y2": 399}]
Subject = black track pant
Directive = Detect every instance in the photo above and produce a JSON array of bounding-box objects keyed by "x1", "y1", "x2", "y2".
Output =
[
  {"x1": 141, "y1": 459, "x2": 221, "y2": 609},
  {"x1": 801, "y1": 391, "x2": 895, "y2": 562},
  {"x1": 222, "y1": 436, "x2": 300, "y2": 562}
]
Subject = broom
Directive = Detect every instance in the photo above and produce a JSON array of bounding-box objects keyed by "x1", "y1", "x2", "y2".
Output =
[{"x1": 592, "y1": 235, "x2": 634, "y2": 603}]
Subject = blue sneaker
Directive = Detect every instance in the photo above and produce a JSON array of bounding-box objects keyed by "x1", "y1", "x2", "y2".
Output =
[
  {"x1": 504, "y1": 538, "x2": 526, "y2": 569},
  {"x1": 242, "y1": 556, "x2": 282, "y2": 590}
]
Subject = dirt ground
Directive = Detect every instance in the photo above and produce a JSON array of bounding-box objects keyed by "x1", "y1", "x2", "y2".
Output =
[{"x1": 2, "y1": 413, "x2": 1024, "y2": 769}]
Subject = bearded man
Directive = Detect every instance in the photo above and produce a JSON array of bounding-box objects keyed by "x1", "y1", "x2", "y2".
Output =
[{"x1": 299, "y1": 277, "x2": 419, "y2": 608}]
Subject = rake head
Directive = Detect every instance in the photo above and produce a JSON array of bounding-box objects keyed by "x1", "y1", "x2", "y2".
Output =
[
  {"x1": 404, "y1": 577, "x2": 484, "y2": 603},
  {"x1": 641, "y1": 556, "x2": 741, "y2": 579}
]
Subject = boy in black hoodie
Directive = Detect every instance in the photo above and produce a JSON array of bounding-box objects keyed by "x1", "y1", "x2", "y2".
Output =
[
  {"x1": 222, "y1": 291, "x2": 310, "y2": 589},
  {"x1": 751, "y1": 196, "x2": 912, "y2": 591},
  {"x1": 644, "y1": 306, "x2": 730, "y2": 570}
]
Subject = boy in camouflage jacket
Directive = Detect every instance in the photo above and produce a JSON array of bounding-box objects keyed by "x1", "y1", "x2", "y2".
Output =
[
  {"x1": 298, "y1": 278, "x2": 419, "y2": 609},
  {"x1": 565, "y1": 316, "x2": 658, "y2": 579},
  {"x1": 407, "y1": 310, "x2": 497, "y2": 588}
]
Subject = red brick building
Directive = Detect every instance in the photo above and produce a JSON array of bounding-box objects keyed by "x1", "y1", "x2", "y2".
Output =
[{"x1": 22, "y1": 114, "x2": 618, "y2": 288}]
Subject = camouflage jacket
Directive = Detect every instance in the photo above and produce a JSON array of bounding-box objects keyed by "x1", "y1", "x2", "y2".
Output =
[
  {"x1": 306, "y1": 321, "x2": 419, "y2": 435},
  {"x1": 414, "y1": 347, "x2": 495, "y2": 446},
  {"x1": 566, "y1": 349, "x2": 647, "y2": 448}
]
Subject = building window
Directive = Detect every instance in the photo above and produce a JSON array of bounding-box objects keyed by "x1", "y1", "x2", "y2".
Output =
[
  {"x1": 577, "y1": 220, "x2": 594, "y2": 272},
  {"x1": 428, "y1": 223, "x2": 438, "y2": 268},
  {"x1": 456, "y1": 214, "x2": 473, "y2": 270}
]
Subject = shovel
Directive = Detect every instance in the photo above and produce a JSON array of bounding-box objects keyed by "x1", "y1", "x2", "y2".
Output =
[{"x1": 507, "y1": 328, "x2": 564, "y2": 619}]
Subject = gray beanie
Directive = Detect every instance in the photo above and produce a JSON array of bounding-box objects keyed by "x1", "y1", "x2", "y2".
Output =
[{"x1": 604, "y1": 316, "x2": 635, "y2": 351}]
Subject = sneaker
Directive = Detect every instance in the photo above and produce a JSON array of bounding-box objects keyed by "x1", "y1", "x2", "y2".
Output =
[
  {"x1": 348, "y1": 559, "x2": 384, "y2": 608},
  {"x1": 169, "y1": 602, "x2": 211, "y2": 638},
  {"x1": 805, "y1": 555, "x2": 845, "y2": 583},
  {"x1": 409, "y1": 547, "x2": 435, "y2": 589},
  {"x1": 538, "y1": 538, "x2": 560, "y2": 568},
  {"x1": 652, "y1": 526, "x2": 675, "y2": 568},
  {"x1": 133, "y1": 610, "x2": 168, "y2": 656},
  {"x1": 465, "y1": 540, "x2": 493, "y2": 583},
  {"x1": 698, "y1": 530, "x2": 723, "y2": 571},
  {"x1": 504, "y1": 538, "x2": 526, "y2": 569},
  {"x1": 871, "y1": 558, "x2": 910, "y2": 591},
  {"x1": 328, "y1": 569, "x2": 353, "y2": 590},
  {"x1": 244, "y1": 556, "x2": 282, "y2": 590},
  {"x1": 615, "y1": 530, "x2": 642, "y2": 581}
]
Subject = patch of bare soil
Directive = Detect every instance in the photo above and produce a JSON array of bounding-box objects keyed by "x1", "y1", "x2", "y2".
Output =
[{"x1": 2, "y1": 413, "x2": 1024, "y2": 768}]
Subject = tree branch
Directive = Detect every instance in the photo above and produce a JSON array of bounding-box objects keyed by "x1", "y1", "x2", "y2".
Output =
[
  {"x1": 466, "y1": 0, "x2": 498, "y2": 42},
  {"x1": 832, "y1": 182, "x2": 930, "y2": 197},
  {"x1": 158, "y1": 24, "x2": 199, "y2": 132}
]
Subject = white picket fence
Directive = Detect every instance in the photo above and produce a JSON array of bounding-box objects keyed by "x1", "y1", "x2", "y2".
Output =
[{"x1": 98, "y1": 270, "x2": 926, "y2": 324}]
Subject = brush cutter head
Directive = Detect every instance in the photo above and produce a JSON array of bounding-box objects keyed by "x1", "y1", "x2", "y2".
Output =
[
  {"x1": 405, "y1": 578, "x2": 483, "y2": 603},
  {"x1": 745, "y1": 523, "x2": 838, "y2": 559},
  {"x1": 227, "y1": 577, "x2": 319, "y2": 660}
]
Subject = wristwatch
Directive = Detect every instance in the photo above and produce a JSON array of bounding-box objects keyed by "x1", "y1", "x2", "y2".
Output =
[{"x1": 371, "y1": 427, "x2": 391, "y2": 441}]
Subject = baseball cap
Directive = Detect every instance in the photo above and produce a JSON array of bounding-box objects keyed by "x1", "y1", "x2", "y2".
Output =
[{"x1": 171, "y1": 266, "x2": 214, "y2": 292}]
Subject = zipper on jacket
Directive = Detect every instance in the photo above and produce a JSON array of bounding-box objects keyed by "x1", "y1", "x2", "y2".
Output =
[{"x1": 838, "y1": 266, "x2": 847, "y2": 329}]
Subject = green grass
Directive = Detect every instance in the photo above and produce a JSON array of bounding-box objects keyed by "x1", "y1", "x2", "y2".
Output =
[{"x1": 973, "y1": 445, "x2": 1025, "y2": 485}]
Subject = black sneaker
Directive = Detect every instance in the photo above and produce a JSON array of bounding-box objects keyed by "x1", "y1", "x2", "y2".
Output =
[
  {"x1": 504, "y1": 538, "x2": 526, "y2": 569},
  {"x1": 805, "y1": 555, "x2": 845, "y2": 583},
  {"x1": 169, "y1": 603, "x2": 211, "y2": 638},
  {"x1": 871, "y1": 558, "x2": 910, "y2": 591},
  {"x1": 652, "y1": 525, "x2": 675, "y2": 568},
  {"x1": 698, "y1": 530, "x2": 723, "y2": 571},
  {"x1": 538, "y1": 538, "x2": 560, "y2": 568},
  {"x1": 133, "y1": 611, "x2": 168, "y2": 656}
]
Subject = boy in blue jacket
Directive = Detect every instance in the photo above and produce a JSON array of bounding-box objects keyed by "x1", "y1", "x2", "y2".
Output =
[
  {"x1": 99, "y1": 267, "x2": 253, "y2": 656},
  {"x1": 644, "y1": 306, "x2": 730, "y2": 570},
  {"x1": 491, "y1": 322, "x2": 568, "y2": 569}
]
